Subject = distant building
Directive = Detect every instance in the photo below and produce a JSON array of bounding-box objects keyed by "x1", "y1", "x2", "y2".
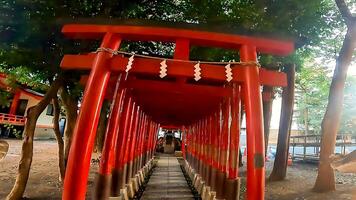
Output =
[{"x1": 0, "y1": 74, "x2": 64, "y2": 139}]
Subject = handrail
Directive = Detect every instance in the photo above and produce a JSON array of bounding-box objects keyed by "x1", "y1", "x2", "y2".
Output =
[{"x1": 0, "y1": 113, "x2": 26, "y2": 125}]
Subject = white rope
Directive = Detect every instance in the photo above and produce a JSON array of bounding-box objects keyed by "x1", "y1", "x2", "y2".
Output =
[{"x1": 95, "y1": 47, "x2": 261, "y2": 67}]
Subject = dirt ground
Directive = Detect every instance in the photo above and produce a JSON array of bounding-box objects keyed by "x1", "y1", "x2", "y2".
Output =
[{"x1": 0, "y1": 139, "x2": 355, "y2": 200}]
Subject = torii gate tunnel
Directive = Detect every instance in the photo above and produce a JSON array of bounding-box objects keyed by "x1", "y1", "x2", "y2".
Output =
[{"x1": 60, "y1": 23, "x2": 294, "y2": 200}]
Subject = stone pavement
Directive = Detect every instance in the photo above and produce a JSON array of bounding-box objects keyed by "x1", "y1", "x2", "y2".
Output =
[{"x1": 141, "y1": 155, "x2": 194, "y2": 200}]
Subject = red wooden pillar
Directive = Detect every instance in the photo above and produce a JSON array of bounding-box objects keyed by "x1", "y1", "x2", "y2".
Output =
[
  {"x1": 145, "y1": 120, "x2": 153, "y2": 164},
  {"x1": 197, "y1": 120, "x2": 203, "y2": 175},
  {"x1": 151, "y1": 123, "x2": 159, "y2": 158},
  {"x1": 228, "y1": 84, "x2": 241, "y2": 178},
  {"x1": 111, "y1": 96, "x2": 133, "y2": 195},
  {"x1": 132, "y1": 111, "x2": 142, "y2": 175},
  {"x1": 202, "y1": 118, "x2": 208, "y2": 181},
  {"x1": 185, "y1": 126, "x2": 191, "y2": 164},
  {"x1": 95, "y1": 78, "x2": 126, "y2": 199},
  {"x1": 127, "y1": 106, "x2": 141, "y2": 181},
  {"x1": 9, "y1": 90, "x2": 20, "y2": 115},
  {"x1": 122, "y1": 102, "x2": 138, "y2": 184},
  {"x1": 224, "y1": 84, "x2": 241, "y2": 200},
  {"x1": 210, "y1": 111, "x2": 220, "y2": 192},
  {"x1": 63, "y1": 33, "x2": 122, "y2": 200},
  {"x1": 137, "y1": 114, "x2": 147, "y2": 170},
  {"x1": 205, "y1": 115, "x2": 213, "y2": 186},
  {"x1": 181, "y1": 126, "x2": 186, "y2": 159},
  {"x1": 240, "y1": 45, "x2": 265, "y2": 200},
  {"x1": 216, "y1": 99, "x2": 230, "y2": 199}
]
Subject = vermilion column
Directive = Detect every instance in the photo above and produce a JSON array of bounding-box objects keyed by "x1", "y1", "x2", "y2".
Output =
[
  {"x1": 181, "y1": 127, "x2": 186, "y2": 159},
  {"x1": 111, "y1": 96, "x2": 133, "y2": 195},
  {"x1": 205, "y1": 115, "x2": 213, "y2": 186},
  {"x1": 197, "y1": 120, "x2": 203, "y2": 175},
  {"x1": 63, "y1": 33, "x2": 122, "y2": 200},
  {"x1": 122, "y1": 102, "x2": 138, "y2": 185},
  {"x1": 228, "y1": 84, "x2": 241, "y2": 179},
  {"x1": 225, "y1": 84, "x2": 241, "y2": 200},
  {"x1": 240, "y1": 45, "x2": 265, "y2": 200},
  {"x1": 145, "y1": 120, "x2": 153, "y2": 164},
  {"x1": 9, "y1": 91, "x2": 20, "y2": 115},
  {"x1": 127, "y1": 106, "x2": 141, "y2": 181},
  {"x1": 150, "y1": 123, "x2": 159, "y2": 159},
  {"x1": 137, "y1": 115, "x2": 147, "y2": 170},
  {"x1": 210, "y1": 112, "x2": 220, "y2": 192},
  {"x1": 202, "y1": 118, "x2": 208, "y2": 181},
  {"x1": 216, "y1": 99, "x2": 230, "y2": 199},
  {"x1": 95, "y1": 78, "x2": 126, "y2": 200}
]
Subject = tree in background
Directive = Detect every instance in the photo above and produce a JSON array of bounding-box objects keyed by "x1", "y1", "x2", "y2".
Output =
[
  {"x1": 295, "y1": 65, "x2": 331, "y2": 134},
  {"x1": 340, "y1": 76, "x2": 356, "y2": 135},
  {"x1": 314, "y1": 0, "x2": 356, "y2": 192}
]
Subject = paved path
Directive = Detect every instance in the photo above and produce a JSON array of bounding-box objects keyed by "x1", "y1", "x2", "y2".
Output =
[{"x1": 141, "y1": 155, "x2": 194, "y2": 200}]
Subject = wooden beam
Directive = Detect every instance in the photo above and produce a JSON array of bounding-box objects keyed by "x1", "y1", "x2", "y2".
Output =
[
  {"x1": 61, "y1": 54, "x2": 287, "y2": 87},
  {"x1": 62, "y1": 24, "x2": 294, "y2": 56},
  {"x1": 125, "y1": 79, "x2": 232, "y2": 97}
]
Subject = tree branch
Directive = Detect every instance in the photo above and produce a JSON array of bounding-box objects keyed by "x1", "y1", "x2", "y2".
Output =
[{"x1": 335, "y1": 0, "x2": 354, "y2": 25}]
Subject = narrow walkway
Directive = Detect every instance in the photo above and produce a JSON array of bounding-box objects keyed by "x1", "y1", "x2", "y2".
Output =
[{"x1": 141, "y1": 155, "x2": 194, "y2": 200}]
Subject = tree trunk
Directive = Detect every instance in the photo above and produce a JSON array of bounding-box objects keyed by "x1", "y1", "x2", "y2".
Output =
[
  {"x1": 60, "y1": 89, "x2": 78, "y2": 168},
  {"x1": 52, "y1": 97, "x2": 65, "y2": 182},
  {"x1": 314, "y1": 3, "x2": 356, "y2": 191},
  {"x1": 6, "y1": 76, "x2": 63, "y2": 200},
  {"x1": 94, "y1": 100, "x2": 109, "y2": 153},
  {"x1": 269, "y1": 64, "x2": 295, "y2": 181},
  {"x1": 262, "y1": 86, "x2": 274, "y2": 155}
]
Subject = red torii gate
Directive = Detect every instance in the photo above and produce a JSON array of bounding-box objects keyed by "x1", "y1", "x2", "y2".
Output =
[{"x1": 60, "y1": 23, "x2": 294, "y2": 200}]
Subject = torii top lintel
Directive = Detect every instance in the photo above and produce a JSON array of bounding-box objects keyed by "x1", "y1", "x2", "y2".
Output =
[{"x1": 62, "y1": 24, "x2": 294, "y2": 56}]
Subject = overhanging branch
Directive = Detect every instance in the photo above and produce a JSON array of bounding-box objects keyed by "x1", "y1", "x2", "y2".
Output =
[{"x1": 335, "y1": 0, "x2": 355, "y2": 25}]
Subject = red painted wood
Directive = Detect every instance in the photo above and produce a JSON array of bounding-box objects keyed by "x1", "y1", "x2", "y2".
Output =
[
  {"x1": 99, "y1": 82, "x2": 126, "y2": 175},
  {"x1": 219, "y1": 99, "x2": 230, "y2": 173},
  {"x1": 240, "y1": 45, "x2": 265, "y2": 200},
  {"x1": 63, "y1": 33, "x2": 122, "y2": 200},
  {"x1": 61, "y1": 54, "x2": 287, "y2": 87},
  {"x1": 114, "y1": 96, "x2": 133, "y2": 170},
  {"x1": 228, "y1": 84, "x2": 241, "y2": 179},
  {"x1": 9, "y1": 91, "x2": 20, "y2": 115},
  {"x1": 62, "y1": 24, "x2": 294, "y2": 55}
]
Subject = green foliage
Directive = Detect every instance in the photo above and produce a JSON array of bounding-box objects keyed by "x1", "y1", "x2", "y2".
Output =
[
  {"x1": 340, "y1": 76, "x2": 356, "y2": 135},
  {"x1": 296, "y1": 64, "x2": 356, "y2": 135},
  {"x1": 0, "y1": 90, "x2": 12, "y2": 108},
  {"x1": 295, "y1": 64, "x2": 331, "y2": 134}
]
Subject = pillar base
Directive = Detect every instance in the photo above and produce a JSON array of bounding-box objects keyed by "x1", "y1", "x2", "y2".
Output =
[
  {"x1": 202, "y1": 185, "x2": 210, "y2": 200},
  {"x1": 215, "y1": 170, "x2": 226, "y2": 199},
  {"x1": 94, "y1": 173, "x2": 111, "y2": 200},
  {"x1": 111, "y1": 169, "x2": 124, "y2": 196},
  {"x1": 210, "y1": 167, "x2": 218, "y2": 192},
  {"x1": 224, "y1": 178, "x2": 241, "y2": 200},
  {"x1": 125, "y1": 182, "x2": 135, "y2": 199}
]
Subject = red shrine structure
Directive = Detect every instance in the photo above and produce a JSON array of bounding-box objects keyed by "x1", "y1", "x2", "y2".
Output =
[{"x1": 60, "y1": 23, "x2": 294, "y2": 200}]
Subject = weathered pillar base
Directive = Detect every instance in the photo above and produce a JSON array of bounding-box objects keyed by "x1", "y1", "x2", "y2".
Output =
[
  {"x1": 108, "y1": 188, "x2": 128, "y2": 200},
  {"x1": 94, "y1": 173, "x2": 111, "y2": 200},
  {"x1": 224, "y1": 178, "x2": 241, "y2": 200},
  {"x1": 202, "y1": 185, "x2": 210, "y2": 200},
  {"x1": 215, "y1": 170, "x2": 226, "y2": 199},
  {"x1": 208, "y1": 191, "x2": 216, "y2": 200},
  {"x1": 198, "y1": 180, "x2": 205, "y2": 195},
  {"x1": 126, "y1": 181, "x2": 135, "y2": 198}
]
